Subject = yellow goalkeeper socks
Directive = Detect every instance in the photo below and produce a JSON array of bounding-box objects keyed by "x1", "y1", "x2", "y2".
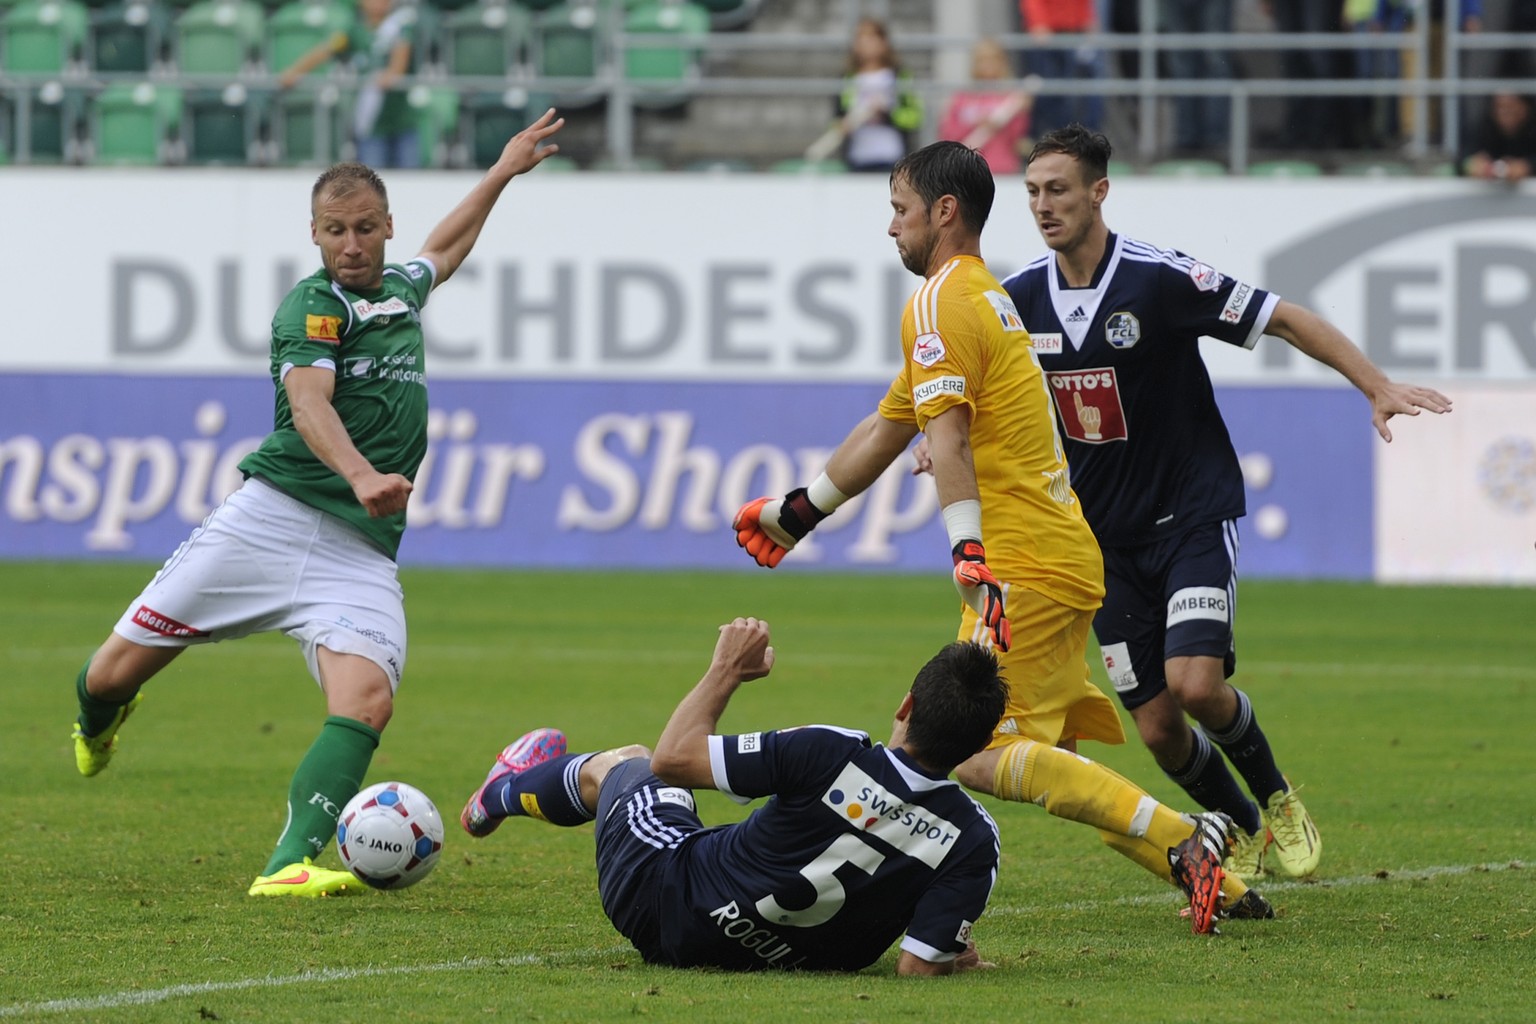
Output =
[{"x1": 991, "y1": 740, "x2": 1193, "y2": 850}]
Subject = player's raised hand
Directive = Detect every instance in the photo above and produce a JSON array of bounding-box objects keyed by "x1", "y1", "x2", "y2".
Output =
[
  {"x1": 494, "y1": 108, "x2": 565, "y2": 178},
  {"x1": 713, "y1": 617, "x2": 775, "y2": 682},
  {"x1": 952, "y1": 541, "x2": 1011, "y2": 652},
  {"x1": 1370, "y1": 381, "x2": 1453, "y2": 442},
  {"x1": 732, "y1": 488, "x2": 829, "y2": 568}
]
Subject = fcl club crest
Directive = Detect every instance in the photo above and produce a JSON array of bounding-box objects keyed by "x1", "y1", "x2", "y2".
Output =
[{"x1": 1104, "y1": 311, "x2": 1141, "y2": 349}]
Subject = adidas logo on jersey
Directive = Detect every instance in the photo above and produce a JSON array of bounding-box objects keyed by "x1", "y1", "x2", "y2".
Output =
[{"x1": 1064, "y1": 305, "x2": 1089, "y2": 324}]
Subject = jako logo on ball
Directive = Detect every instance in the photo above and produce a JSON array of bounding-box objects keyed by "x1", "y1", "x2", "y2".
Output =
[{"x1": 336, "y1": 781, "x2": 445, "y2": 890}]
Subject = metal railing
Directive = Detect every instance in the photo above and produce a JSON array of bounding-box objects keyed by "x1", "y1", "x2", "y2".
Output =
[{"x1": 1, "y1": 0, "x2": 1530, "y2": 170}]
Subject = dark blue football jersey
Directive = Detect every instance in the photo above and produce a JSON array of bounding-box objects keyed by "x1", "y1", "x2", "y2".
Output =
[
  {"x1": 656, "y1": 725, "x2": 1000, "y2": 971},
  {"x1": 1000, "y1": 234, "x2": 1280, "y2": 547}
]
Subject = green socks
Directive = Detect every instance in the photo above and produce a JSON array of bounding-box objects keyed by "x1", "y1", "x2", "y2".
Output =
[
  {"x1": 75, "y1": 661, "x2": 137, "y2": 737},
  {"x1": 263, "y1": 715, "x2": 381, "y2": 875}
]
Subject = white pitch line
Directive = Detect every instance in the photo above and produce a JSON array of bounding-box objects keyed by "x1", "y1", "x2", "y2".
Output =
[
  {"x1": 0, "y1": 948, "x2": 631, "y2": 1019},
  {"x1": 0, "y1": 862, "x2": 1524, "y2": 1018}
]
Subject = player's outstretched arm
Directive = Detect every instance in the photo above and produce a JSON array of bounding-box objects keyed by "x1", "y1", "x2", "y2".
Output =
[
  {"x1": 733, "y1": 412, "x2": 917, "y2": 567},
  {"x1": 651, "y1": 618, "x2": 775, "y2": 788},
  {"x1": 1265, "y1": 299, "x2": 1453, "y2": 442},
  {"x1": 415, "y1": 108, "x2": 565, "y2": 287}
]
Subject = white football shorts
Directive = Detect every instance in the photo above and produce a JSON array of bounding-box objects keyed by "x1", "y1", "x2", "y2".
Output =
[{"x1": 112, "y1": 477, "x2": 408, "y2": 691}]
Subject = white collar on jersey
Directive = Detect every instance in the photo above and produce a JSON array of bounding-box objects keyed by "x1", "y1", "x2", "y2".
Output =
[{"x1": 1049, "y1": 233, "x2": 1125, "y2": 351}]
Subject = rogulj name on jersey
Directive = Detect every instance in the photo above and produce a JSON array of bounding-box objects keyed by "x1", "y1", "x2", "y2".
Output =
[
  {"x1": 342, "y1": 352, "x2": 427, "y2": 387},
  {"x1": 707, "y1": 901, "x2": 806, "y2": 968},
  {"x1": 913, "y1": 376, "x2": 966, "y2": 408},
  {"x1": 821, "y1": 763, "x2": 960, "y2": 868}
]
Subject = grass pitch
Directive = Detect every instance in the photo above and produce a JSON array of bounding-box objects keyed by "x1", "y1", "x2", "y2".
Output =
[{"x1": 3, "y1": 563, "x2": 1533, "y2": 1022}]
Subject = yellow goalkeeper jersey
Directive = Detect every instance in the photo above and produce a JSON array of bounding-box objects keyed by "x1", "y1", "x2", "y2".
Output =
[{"x1": 877, "y1": 254, "x2": 1104, "y2": 612}]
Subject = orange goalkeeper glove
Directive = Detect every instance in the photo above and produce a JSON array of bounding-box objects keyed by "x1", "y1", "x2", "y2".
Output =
[
  {"x1": 733, "y1": 488, "x2": 830, "y2": 568},
  {"x1": 952, "y1": 540, "x2": 1011, "y2": 652}
]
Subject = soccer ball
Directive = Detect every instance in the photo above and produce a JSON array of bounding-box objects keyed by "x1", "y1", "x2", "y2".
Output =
[{"x1": 336, "y1": 781, "x2": 445, "y2": 890}]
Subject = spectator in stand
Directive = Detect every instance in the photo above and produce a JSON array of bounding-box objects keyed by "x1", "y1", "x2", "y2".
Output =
[
  {"x1": 1459, "y1": 90, "x2": 1536, "y2": 181},
  {"x1": 1260, "y1": 0, "x2": 1349, "y2": 151},
  {"x1": 1159, "y1": 0, "x2": 1234, "y2": 154},
  {"x1": 1397, "y1": 0, "x2": 1483, "y2": 145},
  {"x1": 939, "y1": 38, "x2": 1036, "y2": 175},
  {"x1": 1016, "y1": 0, "x2": 1105, "y2": 135},
  {"x1": 823, "y1": 17, "x2": 923, "y2": 173},
  {"x1": 1344, "y1": 0, "x2": 1408, "y2": 148},
  {"x1": 278, "y1": 0, "x2": 417, "y2": 169}
]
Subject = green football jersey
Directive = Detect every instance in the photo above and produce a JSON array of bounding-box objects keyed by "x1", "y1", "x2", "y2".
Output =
[{"x1": 238, "y1": 258, "x2": 435, "y2": 558}]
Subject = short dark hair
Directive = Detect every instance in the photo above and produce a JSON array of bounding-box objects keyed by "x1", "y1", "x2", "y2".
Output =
[
  {"x1": 311, "y1": 162, "x2": 389, "y2": 213},
  {"x1": 1026, "y1": 124, "x2": 1113, "y2": 185},
  {"x1": 891, "y1": 141, "x2": 995, "y2": 234},
  {"x1": 903, "y1": 642, "x2": 1009, "y2": 771}
]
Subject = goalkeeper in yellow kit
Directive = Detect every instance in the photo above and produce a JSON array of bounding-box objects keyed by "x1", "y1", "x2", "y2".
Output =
[{"x1": 732, "y1": 140, "x2": 1272, "y2": 933}]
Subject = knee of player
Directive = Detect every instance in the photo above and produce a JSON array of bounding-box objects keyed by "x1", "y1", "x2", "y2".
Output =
[
  {"x1": 1164, "y1": 658, "x2": 1230, "y2": 713},
  {"x1": 954, "y1": 746, "x2": 1003, "y2": 793}
]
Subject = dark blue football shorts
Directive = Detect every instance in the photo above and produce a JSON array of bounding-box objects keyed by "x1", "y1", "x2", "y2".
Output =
[
  {"x1": 593, "y1": 757, "x2": 704, "y2": 963},
  {"x1": 1093, "y1": 518, "x2": 1240, "y2": 710}
]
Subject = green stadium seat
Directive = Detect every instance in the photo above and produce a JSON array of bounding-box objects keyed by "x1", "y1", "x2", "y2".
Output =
[
  {"x1": 1105, "y1": 158, "x2": 1135, "y2": 178},
  {"x1": 1148, "y1": 158, "x2": 1226, "y2": 178},
  {"x1": 696, "y1": 0, "x2": 756, "y2": 29},
  {"x1": 410, "y1": 82, "x2": 459, "y2": 167},
  {"x1": 460, "y1": 86, "x2": 525, "y2": 166},
  {"x1": 89, "y1": 0, "x2": 171, "y2": 71},
  {"x1": 444, "y1": 0, "x2": 529, "y2": 78},
  {"x1": 0, "y1": 79, "x2": 82, "y2": 161},
  {"x1": 769, "y1": 157, "x2": 846, "y2": 175},
  {"x1": 269, "y1": 84, "x2": 341, "y2": 163},
  {"x1": 174, "y1": 0, "x2": 264, "y2": 73},
  {"x1": 622, "y1": 0, "x2": 706, "y2": 108},
  {"x1": 92, "y1": 79, "x2": 181, "y2": 163},
  {"x1": 1246, "y1": 159, "x2": 1322, "y2": 178},
  {"x1": 185, "y1": 81, "x2": 260, "y2": 162},
  {"x1": 1, "y1": 0, "x2": 89, "y2": 73},
  {"x1": 532, "y1": 1, "x2": 607, "y2": 106},
  {"x1": 265, "y1": 0, "x2": 351, "y2": 77}
]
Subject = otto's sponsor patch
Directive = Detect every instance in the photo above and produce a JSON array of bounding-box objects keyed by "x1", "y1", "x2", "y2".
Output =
[
  {"x1": 913, "y1": 332, "x2": 946, "y2": 367},
  {"x1": 737, "y1": 731, "x2": 762, "y2": 754},
  {"x1": 305, "y1": 314, "x2": 342, "y2": 343},
  {"x1": 1047, "y1": 367, "x2": 1128, "y2": 443},
  {"x1": 1167, "y1": 587, "x2": 1231, "y2": 627},
  {"x1": 1031, "y1": 332, "x2": 1064, "y2": 354},
  {"x1": 1189, "y1": 262, "x2": 1222, "y2": 292},
  {"x1": 913, "y1": 376, "x2": 966, "y2": 407},
  {"x1": 1220, "y1": 281, "x2": 1255, "y2": 324}
]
